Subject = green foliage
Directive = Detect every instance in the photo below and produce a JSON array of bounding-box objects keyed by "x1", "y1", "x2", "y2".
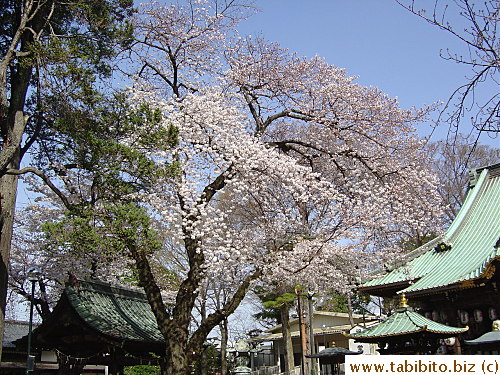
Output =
[
  {"x1": 124, "y1": 365, "x2": 160, "y2": 375},
  {"x1": 397, "y1": 232, "x2": 437, "y2": 253},
  {"x1": 1, "y1": 0, "x2": 136, "y2": 178},
  {"x1": 107, "y1": 203, "x2": 162, "y2": 252},
  {"x1": 35, "y1": 91, "x2": 179, "y2": 203},
  {"x1": 262, "y1": 293, "x2": 296, "y2": 309},
  {"x1": 2, "y1": 0, "x2": 136, "y2": 117},
  {"x1": 28, "y1": 73, "x2": 181, "y2": 280},
  {"x1": 41, "y1": 209, "x2": 107, "y2": 259},
  {"x1": 33, "y1": 90, "x2": 179, "y2": 272},
  {"x1": 7, "y1": 0, "x2": 135, "y2": 71},
  {"x1": 39, "y1": 199, "x2": 167, "y2": 290},
  {"x1": 40, "y1": 201, "x2": 162, "y2": 271},
  {"x1": 253, "y1": 288, "x2": 296, "y2": 325},
  {"x1": 318, "y1": 291, "x2": 368, "y2": 315},
  {"x1": 190, "y1": 345, "x2": 221, "y2": 375},
  {"x1": 318, "y1": 292, "x2": 349, "y2": 313}
]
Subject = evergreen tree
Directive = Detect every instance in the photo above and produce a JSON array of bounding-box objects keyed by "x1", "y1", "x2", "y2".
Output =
[{"x1": 0, "y1": 0, "x2": 134, "y2": 359}]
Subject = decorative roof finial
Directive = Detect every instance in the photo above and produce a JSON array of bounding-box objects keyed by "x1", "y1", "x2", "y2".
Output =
[
  {"x1": 399, "y1": 293, "x2": 408, "y2": 309},
  {"x1": 493, "y1": 320, "x2": 500, "y2": 332}
]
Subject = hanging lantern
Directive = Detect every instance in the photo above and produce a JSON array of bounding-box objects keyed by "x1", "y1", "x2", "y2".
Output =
[
  {"x1": 440, "y1": 311, "x2": 448, "y2": 321},
  {"x1": 458, "y1": 310, "x2": 469, "y2": 325},
  {"x1": 432, "y1": 310, "x2": 440, "y2": 321},
  {"x1": 473, "y1": 309, "x2": 483, "y2": 323},
  {"x1": 488, "y1": 307, "x2": 498, "y2": 320}
]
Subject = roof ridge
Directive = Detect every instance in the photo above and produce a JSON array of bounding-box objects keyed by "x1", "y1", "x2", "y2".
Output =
[
  {"x1": 444, "y1": 167, "x2": 489, "y2": 242},
  {"x1": 69, "y1": 278, "x2": 148, "y2": 302},
  {"x1": 472, "y1": 162, "x2": 500, "y2": 177},
  {"x1": 404, "y1": 309, "x2": 426, "y2": 329}
]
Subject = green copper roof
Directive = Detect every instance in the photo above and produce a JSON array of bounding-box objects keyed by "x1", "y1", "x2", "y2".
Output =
[
  {"x1": 362, "y1": 163, "x2": 500, "y2": 296},
  {"x1": 65, "y1": 279, "x2": 164, "y2": 343},
  {"x1": 465, "y1": 331, "x2": 500, "y2": 345},
  {"x1": 349, "y1": 309, "x2": 468, "y2": 340}
]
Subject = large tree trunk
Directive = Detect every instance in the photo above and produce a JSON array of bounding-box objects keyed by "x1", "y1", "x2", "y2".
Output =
[
  {"x1": 128, "y1": 238, "x2": 200, "y2": 375},
  {"x1": 280, "y1": 304, "x2": 295, "y2": 374},
  {"x1": 126, "y1": 201, "x2": 261, "y2": 375},
  {"x1": 0, "y1": 99, "x2": 29, "y2": 362},
  {"x1": 0, "y1": 149, "x2": 21, "y2": 360},
  {"x1": 165, "y1": 337, "x2": 190, "y2": 375}
]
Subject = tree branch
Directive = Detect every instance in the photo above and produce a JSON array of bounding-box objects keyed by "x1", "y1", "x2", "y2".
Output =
[{"x1": 4, "y1": 167, "x2": 71, "y2": 209}]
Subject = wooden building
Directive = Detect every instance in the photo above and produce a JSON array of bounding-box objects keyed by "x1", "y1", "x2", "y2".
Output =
[
  {"x1": 1, "y1": 320, "x2": 105, "y2": 374},
  {"x1": 14, "y1": 279, "x2": 165, "y2": 374}
]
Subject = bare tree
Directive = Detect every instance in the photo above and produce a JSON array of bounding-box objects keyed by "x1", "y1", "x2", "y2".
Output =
[
  {"x1": 426, "y1": 134, "x2": 499, "y2": 223},
  {"x1": 397, "y1": 0, "x2": 499, "y2": 139}
]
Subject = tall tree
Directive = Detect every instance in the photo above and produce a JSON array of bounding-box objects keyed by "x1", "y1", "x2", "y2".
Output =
[
  {"x1": 396, "y1": 0, "x2": 499, "y2": 139},
  {"x1": 0, "y1": 0, "x2": 134, "y2": 358},
  {"x1": 6, "y1": 93, "x2": 179, "y2": 375},
  {"x1": 7, "y1": 94, "x2": 175, "y2": 316},
  {"x1": 118, "y1": 1, "x2": 444, "y2": 373}
]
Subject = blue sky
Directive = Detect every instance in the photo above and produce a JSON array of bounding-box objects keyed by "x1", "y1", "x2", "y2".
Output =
[{"x1": 238, "y1": 1, "x2": 498, "y2": 147}]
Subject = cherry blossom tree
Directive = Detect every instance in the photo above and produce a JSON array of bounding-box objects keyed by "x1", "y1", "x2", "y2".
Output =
[{"x1": 116, "y1": 2, "x2": 444, "y2": 373}]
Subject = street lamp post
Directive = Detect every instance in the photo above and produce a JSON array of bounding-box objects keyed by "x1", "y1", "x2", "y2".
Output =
[{"x1": 25, "y1": 266, "x2": 41, "y2": 375}]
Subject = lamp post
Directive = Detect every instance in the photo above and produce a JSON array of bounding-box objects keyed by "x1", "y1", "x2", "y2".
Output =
[{"x1": 25, "y1": 266, "x2": 41, "y2": 375}]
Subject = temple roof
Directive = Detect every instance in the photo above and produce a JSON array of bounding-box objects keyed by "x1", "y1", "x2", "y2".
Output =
[
  {"x1": 17, "y1": 279, "x2": 165, "y2": 360},
  {"x1": 465, "y1": 331, "x2": 500, "y2": 345},
  {"x1": 64, "y1": 279, "x2": 164, "y2": 343},
  {"x1": 348, "y1": 309, "x2": 468, "y2": 341},
  {"x1": 465, "y1": 320, "x2": 500, "y2": 345},
  {"x1": 360, "y1": 163, "x2": 500, "y2": 297}
]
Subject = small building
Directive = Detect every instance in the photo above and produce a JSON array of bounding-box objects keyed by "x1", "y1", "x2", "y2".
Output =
[
  {"x1": 348, "y1": 296, "x2": 468, "y2": 354},
  {"x1": 14, "y1": 279, "x2": 166, "y2": 374},
  {"x1": 251, "y1": 311, "x2": 379, "y2": 372},
  {"x1": 357, "y1": 163, "x2": 500, "y2": 354}
]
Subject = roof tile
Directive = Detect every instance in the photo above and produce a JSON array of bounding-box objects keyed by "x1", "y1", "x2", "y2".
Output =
[{"x1": 65, "y1": 280, "x2": 164, "y2": 343}]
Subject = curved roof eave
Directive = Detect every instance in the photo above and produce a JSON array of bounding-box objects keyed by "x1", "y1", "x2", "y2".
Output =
[{"x1": 361, "y1": 163, "x2": 500, "y2": 295}]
